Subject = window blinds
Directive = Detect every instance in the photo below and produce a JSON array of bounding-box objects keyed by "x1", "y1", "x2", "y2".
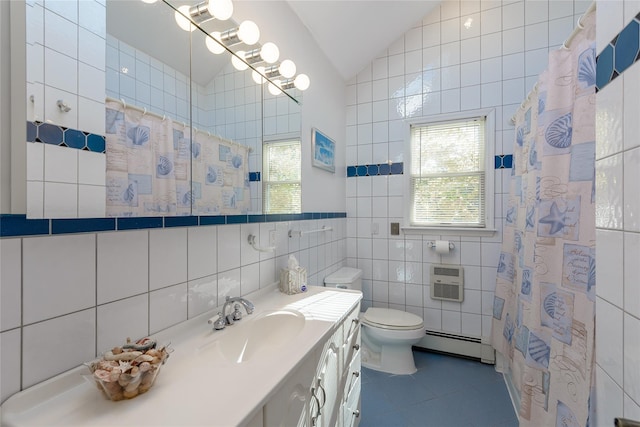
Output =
[
  {"x1": 263, "y1": 140, "x2": 301, "y2": 214},
  {"x1": 410, "y1": 118, "x2": 486, "y2": 227}
]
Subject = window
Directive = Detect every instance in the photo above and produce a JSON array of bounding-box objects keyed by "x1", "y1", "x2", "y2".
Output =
[
  {"x1": 263, "y1": 139, "x2": 301, "y2": 214},
  {"x1": 408, "y1": 111, "x2": 494, "y2": 230}
]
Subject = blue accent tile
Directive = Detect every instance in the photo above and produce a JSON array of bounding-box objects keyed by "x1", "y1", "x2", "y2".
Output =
[
  {"x1": 312, "y1": 213, "x2": 322, "y2": 219},
  {"x1": 614, "y1": 20, "x2": 640, "y2": 74},
  {"x1": 64, "y1": 128, "x2": 87, "y2": 149},
  {"x1": 503, "y1": 154, "x2": 513, "y2": 168},
  {"x1": 264, "y1": 214, "x2": 280, "y2": 222},
  {"x1": 390, "y1": 162, "x2": 403, "y2": 175},
  {"x1": 199, "y1": 216, "x2": 225, "y2": 225},
  {"x1": 347, "y1": 166, "x2": 357, "y2": 177},
  {"x1": 356, "y1": 165, "x2": 367, "y2": 176},
  {"x1": 0, "y1": 214, "x2": 49, "y2": 237},
  {"x1": 164, "y1": 216, "x2": 198, "y2": 227},
  {"x1": 303, "y1": 213, "x2": 313, "y2": 220},
  {"x1": 248, "y1": 172, "x2": 261, "y2": 182},
  {"x1": 26, "y1": 121, "x2": 38, "y2": 142},
  {"x1": 596, "y1": 44, "x2": 615, "y2": 90},
  {"x1": 379, "y1": 163, "x2": 390, "y2": 175},
  {"x1": 248, "y1": 214, "x2": 265, "y2": 223},
  {"x1": 117, "y1": 217, "x2": 163, "y2": 230},
  {"x1": 367, "y1": 164, "x2": 379, "y2": 176},
  {"x1": 39, "y1": 123, "x2": 64, "y2": 145},
  {"x1": 226, "y1": 215, "x2": 248, "y2": 224},
  {"x1": 52, "y1": 218, "x2": 115, "y2": 234},
  {"x1": 495, "y1": 155, "x2": 503, "y2": 169},
  {"x1": 86, "y1": 134, "x2": 106, "y2": 153}
]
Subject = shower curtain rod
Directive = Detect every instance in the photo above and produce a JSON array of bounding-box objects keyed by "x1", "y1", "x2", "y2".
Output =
[
  {"x1": 105, "y1": 96, "x2": 253, "y2": 152},
  {"x1": 509, "y1": 1, "x2": 596, "y2": 125}
]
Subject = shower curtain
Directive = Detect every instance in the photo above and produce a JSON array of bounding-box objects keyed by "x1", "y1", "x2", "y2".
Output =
[
  {"x1": 105, "y1": 99, "x2": 250, "y2": 216},
  {"x1": 491, "y1": 7, "x2": 596, "y2": 427}
]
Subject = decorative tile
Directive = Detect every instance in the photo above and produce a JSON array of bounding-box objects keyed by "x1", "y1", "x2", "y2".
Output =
[
  {"x1": 26, "y1": 121, "x2": 38, "y2": 142},
  {"x1": 597, "y1": 15, "x2": 640, "y2": 91},
  {"x1": 347, "y1": 162, "x2": 405, "y2": 177},
  {"x1": 86, "y1": 134, "x2": 106, "y2": 153},
  {"x1": 64, "y1": 128, "x2": 86, "y2": 149},
  {"x1": 38, "y1": 122, "x2": 63, "y2": 145},
  {"x1": 248, "y1": 172, "x2": 261, "y2": 181}
]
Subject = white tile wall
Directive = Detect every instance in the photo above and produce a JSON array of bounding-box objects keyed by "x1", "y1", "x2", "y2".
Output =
[
  {"x1": 0, "y1": 218, "x2": 346, "y2": 402},
  {"x1": 346, "y1": 0, "x2": 589, "y2": 342},
  {"x1": 595, "y1": 0, "x2": 640, "y2": 421}
]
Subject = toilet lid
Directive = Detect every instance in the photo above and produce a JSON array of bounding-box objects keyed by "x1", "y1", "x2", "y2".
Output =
[{"x1": 361, "y1": 308, "x2": 424, "y2": 330}]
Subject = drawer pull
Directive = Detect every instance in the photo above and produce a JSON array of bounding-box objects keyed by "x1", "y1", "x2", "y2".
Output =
[
  {"x1": 352, "y1": 371, "x2": 360, "y2": 378},
  {"x1": 353, "y1": 344, "x2": 360, "y2": 350},
  {"x1": 353, "y1": 409, "x2": 360, "y2": 418}
]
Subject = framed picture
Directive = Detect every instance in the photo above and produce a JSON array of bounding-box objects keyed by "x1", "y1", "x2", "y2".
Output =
[{"x1": 311, "y1": 128, "x2": 335, "y2": 173}]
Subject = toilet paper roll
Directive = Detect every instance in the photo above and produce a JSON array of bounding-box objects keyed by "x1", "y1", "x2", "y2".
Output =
[{"x1": 435, "y1": 240, "x2": 450, "y2": 254}]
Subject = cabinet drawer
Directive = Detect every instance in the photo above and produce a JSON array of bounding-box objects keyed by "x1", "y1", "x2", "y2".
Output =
[
  {"x1": 342, "y1": 349, "x2": 361, "y2": 399},
  {"x1": 341, "y1": 375, "x2": 361, "y2": 427}
]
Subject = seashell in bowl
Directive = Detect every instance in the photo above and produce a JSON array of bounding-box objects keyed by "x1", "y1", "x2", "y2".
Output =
[{"x1": 86, "y1": 340, "x2": 170, "y2": 401}]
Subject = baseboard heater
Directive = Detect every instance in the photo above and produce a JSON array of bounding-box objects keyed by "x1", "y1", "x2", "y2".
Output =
[{"x1": 415, "y1": 330, "x2": 495, "y2": 364}]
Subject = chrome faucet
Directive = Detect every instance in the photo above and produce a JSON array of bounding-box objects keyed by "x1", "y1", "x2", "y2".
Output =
[{"x1": 211, "y1": 296, "x2": 255, "y2": 330}]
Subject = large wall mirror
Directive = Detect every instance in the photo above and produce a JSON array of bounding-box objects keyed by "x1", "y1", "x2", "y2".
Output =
[{"x1": 23, "y1": 0, "x2": 302, "y2": 218}]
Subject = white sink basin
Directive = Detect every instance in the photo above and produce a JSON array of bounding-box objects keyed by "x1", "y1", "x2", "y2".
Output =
[{"x1": 198, "y1": 309, "x2": 305, "y2": 364}]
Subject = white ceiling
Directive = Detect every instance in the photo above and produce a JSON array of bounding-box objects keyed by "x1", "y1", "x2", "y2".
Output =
[
  {"x1": 286, "y1": 1, "x2": 441, "y2": 81},
  {"x1": 107, "y1": 0, "x2": 442, "y2": 86}
]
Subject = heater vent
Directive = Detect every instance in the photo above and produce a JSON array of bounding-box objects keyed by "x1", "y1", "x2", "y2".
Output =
[{"x1": 430, "y1": 265, "x2": 464, "y2": 302}]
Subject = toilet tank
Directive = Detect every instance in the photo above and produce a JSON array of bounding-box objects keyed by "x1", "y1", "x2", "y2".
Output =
[{"x1": 324, "y1": 267, "x2": 363, "y2": 291}]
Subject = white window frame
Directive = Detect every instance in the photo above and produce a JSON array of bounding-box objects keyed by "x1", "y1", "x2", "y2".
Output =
[
  {"x1": 403, "y1": 109, "x2": 496, "y2": 237},
  {"x1": 262, "y1": 137, "x2": 302, "y2": 214}
]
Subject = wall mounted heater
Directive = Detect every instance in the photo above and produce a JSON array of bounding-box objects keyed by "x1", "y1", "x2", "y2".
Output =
[{"x1": 430, "y1": 264, "x2": 464, "y2": 302}]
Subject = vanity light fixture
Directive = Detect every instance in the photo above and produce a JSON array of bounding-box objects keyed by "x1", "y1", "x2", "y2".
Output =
[
  {"x1": 231, "y1": 50, "x2": 249, "y2": 71},
  {"x1": 279, "y1": 74, "x2": 310, "y2": 91},
  {"x1": 251, "y1": 66, "x2": 266, "y2": 84},
  {"x1": 174, "y1": 0, "x2": 234, "y2": 32},
  {"x1": 278, "y1": 59, "x2": 296, "y2": 79}
]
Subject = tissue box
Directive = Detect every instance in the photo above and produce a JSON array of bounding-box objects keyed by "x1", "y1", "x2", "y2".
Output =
[{"x1": 280, "y1": 266, "x2": 307, "y2": 295}]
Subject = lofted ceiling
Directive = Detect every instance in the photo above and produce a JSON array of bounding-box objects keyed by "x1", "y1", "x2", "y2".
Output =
[
  {"x1": 107, "y1": 0, "x2": 442, "y2": 86},
  {"x1": 286, "y1": 0, "x2": 442, "y2": 81}
]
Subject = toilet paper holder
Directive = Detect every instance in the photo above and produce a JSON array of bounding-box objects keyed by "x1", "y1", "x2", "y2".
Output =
[{"x1": 426, "y1": 241, "x2": 455, "y2": 250}]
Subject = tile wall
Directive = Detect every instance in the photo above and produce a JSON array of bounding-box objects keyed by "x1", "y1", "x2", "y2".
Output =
[
  {"x1": 0, "y1": 216, "x2": 347, "y2": 403},
  {"x1": 345, "y1": 0, "x2": 591, "y2": 340},
  {"x1": 594, "y1": 0, "x2": 640, "y2": 424},
  {"x1": 24, "y1": 0, "x2": 107, "y2": 219}
]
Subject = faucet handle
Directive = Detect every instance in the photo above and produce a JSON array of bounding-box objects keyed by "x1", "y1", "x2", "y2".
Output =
[
  {"x1": 212, "y1": 312, "x2": 226, "y2": 330},
  {"x1": 233, "y1": 304, "x2": 243, "y2": 321}
]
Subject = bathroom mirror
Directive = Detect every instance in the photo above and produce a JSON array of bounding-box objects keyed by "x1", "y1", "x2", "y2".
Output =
[{"x1": 24, "y1": 0, "x2": 302, "y2": 218}]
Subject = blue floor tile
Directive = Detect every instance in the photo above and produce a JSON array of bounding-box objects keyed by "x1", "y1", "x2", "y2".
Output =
[{"x1": 360, "y1": 350, "x2": 517, "y2": 427}]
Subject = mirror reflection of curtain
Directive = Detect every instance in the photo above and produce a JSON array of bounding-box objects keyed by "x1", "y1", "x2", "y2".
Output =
[
  {"x1": 105, "y1": 100, "x2": 249, "y2": 216},
  {"x1": 491, "y1": 7, "x2": 596, "y2": 426}
]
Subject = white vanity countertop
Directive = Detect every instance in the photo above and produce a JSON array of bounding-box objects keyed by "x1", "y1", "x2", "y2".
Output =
[{"x1": 0, "y1": 286, "x2": 362, "y2": 427}]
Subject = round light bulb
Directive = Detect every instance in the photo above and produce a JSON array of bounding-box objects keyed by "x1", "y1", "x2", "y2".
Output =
[
  {"x1": 252, "y1": 66, "x2": 266, "y2": 84},
  {"x1": 205, "y1": 32, "x2": 225, "y2": 54},
  {"x1": 238, "y1": 20, "x2": 260, "y2": 45},
  {"x1": 268, "y1": 80, "x2": 282, "y2": 96},
  {"x1": 141, "y1": 0, "x2": 158, "y2": 3},
  {"x1": 231, "y1": 51, "x2": 248, "y2": 71},
  {"x1": 279, "y1": 59, "x2": 296, "y2": 78},
  {"x1": 260, "y1": 42, "x2": 279, "y2": 64},
  {"x1": 174, "y1": 5, "x2": 195, "y2": 32},
  {"x1": 294, "y1": 74, "x2": 310, "y2": 91},
  {"x1": 207, "y1": 0, "x2": 233, "y2": 21}
]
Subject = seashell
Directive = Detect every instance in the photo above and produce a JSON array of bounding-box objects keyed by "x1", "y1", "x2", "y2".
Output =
[
  {"x1": 139, "y1": 362, "x2": 151, "y2": 373},
  {"x1": 577, "y1": 48, "x2": 596, "y2": 88},
  {"x1": 140, "y1": 372, "x2": 155, "y2": 387},
  {"x1": 139, "y1": 384, "x2": 152, "y2": 394},
  {"x1": 94, "y1": 370, "x2": 111, "y2": 382},
  {"x1": 130, "y1": 366, "x2": 139, "y2": 376},
  {"x1": 206, "y1": 166, "x2": 217, "y2": 184},
  {"x1": 125, "y1": 377, "x2": 141, "y2": 392},
  {"x1": 134, "y1": 354, "x2": 154, "y2": 364},
  {"x1": 118, "y1": 373, "x2": 133, "y2": 387},
  {"x1": 145, "y1": 349, "x2": 161, "y2": 358},
  {"x1": 123, "y1": 184, "x2": 136, "y2": 204},
  {"x1": 545, "y1": 112, "x2": 572, "y2": 149},
  {"x1": 109, "y1": 368, "x2": 121, "y2": 382},
  {"x1": 112, "y1": 347, "x2": 123, "y2": 355},
  {"x1": 123, "y1": 337, "x2": 156, "y2": 352},
  {"x1": 127, "y1": 125, "x2": 150, "y2": 146},
  {"x1": 97, "y1": 360, "x2": 118, "y2": 370},
  {"x1": 231, "y1": 154, "x2": 242, "y2": 168},
  {"x1": 104, "y1": 350, "x2": 142, "y2": 361},
  {"x1": 157, "y1": 156, "x2": 173, "y2": 176},
  {"x1": 123, "y1": 388, "x2": 139, "y2": 399},
  {"x1": 191, "y1": 142, "x2": 201, "y2": 159}
]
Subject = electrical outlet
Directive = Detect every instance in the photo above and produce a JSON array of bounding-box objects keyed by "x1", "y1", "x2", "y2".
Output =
[
  {"x1": 390, "y1": 222, "x2": 400, "y2": 235},
  {"x1": 269, "y1": 230, "x2": 276, "y2": 246}
]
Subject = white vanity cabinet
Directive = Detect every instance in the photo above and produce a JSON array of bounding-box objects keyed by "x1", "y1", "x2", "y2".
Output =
[{"x1": 262, "y1": 302, "x2": 362, "y2": 427}]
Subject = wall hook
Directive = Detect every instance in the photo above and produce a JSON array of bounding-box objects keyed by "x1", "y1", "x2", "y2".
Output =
[
  {"x1": 56, "y1": 99, "x2": 71, "y2": 113},
  {"x1": 247, "y1": 234, "x2": 276, "y2": 252}
]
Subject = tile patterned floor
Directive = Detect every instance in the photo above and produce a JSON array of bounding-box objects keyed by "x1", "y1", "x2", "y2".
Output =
[{"x1": 359, "y1": 350, "x2": 518, "y2": 427}]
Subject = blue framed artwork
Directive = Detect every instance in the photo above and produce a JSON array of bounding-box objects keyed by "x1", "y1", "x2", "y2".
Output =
[{"x1": 311, "y1": 128, "x2": 335, "y2": 173}]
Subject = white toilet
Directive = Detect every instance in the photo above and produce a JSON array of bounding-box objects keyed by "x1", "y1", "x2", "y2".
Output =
[{"x1": 324, "y1": 267, "x2": 425, "y2": 375}]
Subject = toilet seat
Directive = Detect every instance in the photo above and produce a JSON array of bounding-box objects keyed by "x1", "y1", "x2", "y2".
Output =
[{"x1": 361, "y1": 308, "x2": 424, "y2": 331}]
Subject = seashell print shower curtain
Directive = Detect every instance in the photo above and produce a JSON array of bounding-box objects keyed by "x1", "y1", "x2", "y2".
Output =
[
  {"x1": 491, "y1": 7, "x2": 596, "y2": 426},
  {"x1": 105, "y1": 99, "x2": 250, "y2": 216}
]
